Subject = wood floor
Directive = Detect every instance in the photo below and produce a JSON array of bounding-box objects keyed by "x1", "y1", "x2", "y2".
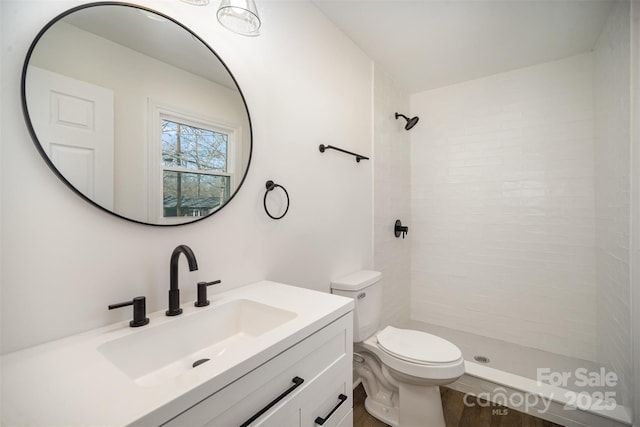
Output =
[{"x1": 353, "y1": 384, "x2": 564, "y2": 427}]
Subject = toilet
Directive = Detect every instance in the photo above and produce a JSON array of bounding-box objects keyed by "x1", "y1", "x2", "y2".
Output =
[{"x1": 331, "y1": 270, "x2": 464, "y2": 427}]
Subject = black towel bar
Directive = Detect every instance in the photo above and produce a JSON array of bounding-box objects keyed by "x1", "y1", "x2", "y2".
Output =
[{"x1": 319, "y1": 144, "x2": 369, "y2": 162}]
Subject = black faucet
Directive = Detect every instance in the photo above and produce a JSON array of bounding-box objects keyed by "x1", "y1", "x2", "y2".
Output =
[{"x1": 166, "y1": 244, "x2": 198, "y2": 316}]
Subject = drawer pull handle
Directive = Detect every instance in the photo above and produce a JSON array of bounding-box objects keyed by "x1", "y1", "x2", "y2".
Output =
[
  {"x1": 240, "y1": 376, "x2": 304, "y2": 427},
  {"x1": 314, "y1": 393, "x2": 348, "y2": 425}
]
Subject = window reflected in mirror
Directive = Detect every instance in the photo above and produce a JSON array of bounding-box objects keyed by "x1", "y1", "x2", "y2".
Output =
[{"x1": 161, "y1": 119, "x2": 232, "y2": 219}]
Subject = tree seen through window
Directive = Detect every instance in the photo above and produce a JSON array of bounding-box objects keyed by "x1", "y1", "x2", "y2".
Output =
[{"x1": 161, "y1": 119, "x2": 230, "y2": 217}]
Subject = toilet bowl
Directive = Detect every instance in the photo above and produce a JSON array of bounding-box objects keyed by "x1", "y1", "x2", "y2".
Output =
[{"x1": 331, "y1": 271, "x2": 464, "y2": 427}]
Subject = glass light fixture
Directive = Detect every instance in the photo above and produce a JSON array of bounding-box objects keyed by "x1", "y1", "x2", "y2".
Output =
[
  {"x1": 180, "y1": 0, "x2": 210, "y2": 5},
  {"x1": 217, "y1": 0, "x2": 261, "y2": 36}
]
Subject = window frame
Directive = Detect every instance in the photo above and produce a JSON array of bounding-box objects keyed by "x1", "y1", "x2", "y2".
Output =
[{"x1": 148, "y1": 100, "x2": 241, "y2": 224}]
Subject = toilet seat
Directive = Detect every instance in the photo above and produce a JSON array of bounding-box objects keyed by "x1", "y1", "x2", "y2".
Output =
[
  {"x1": 376, "y1": 326, "x2": 462, "y2": 365},
  {"x1": 359, "y1": 331, "x2": 464, "y2": 381}
]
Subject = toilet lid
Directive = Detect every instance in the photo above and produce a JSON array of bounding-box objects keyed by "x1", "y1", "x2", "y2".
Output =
[{"x1": 376, "y1": 326, "x2": 462, "y2": 365}]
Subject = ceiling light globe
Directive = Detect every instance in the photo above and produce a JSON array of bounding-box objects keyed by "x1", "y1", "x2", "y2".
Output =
[{"x1": 217, "y1": 0, "x2": 261, "y2": 36}]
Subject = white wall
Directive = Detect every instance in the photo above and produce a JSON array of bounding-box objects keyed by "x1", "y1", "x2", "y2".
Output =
[
  {"x1": 410, "y1": 53, "x2": 598, "y2": 360},
  {"x1": 594, "y1": 0, "x2": 633, "y2": 411},
  {"x1": 0, "y1": 0, "x2": 373, "y2": 354},
  {"x1": 29, "y1": 21, "x2": 250, "y2": 223},
  {"x1": 632, "y1": 1, "x2": 640, "y2": 423},
  {"x1": 373, "y1": 65, "x2": 411, "y2": 328}
]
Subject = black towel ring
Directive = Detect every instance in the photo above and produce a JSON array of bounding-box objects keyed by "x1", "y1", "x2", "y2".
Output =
[{"x1": 264, "y1": 180, "x2": 290, "y2": 220}]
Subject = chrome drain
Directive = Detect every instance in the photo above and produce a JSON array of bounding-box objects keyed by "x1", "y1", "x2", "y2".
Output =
[{"x1": 474, "y1": 355, "x2": 490, "y2": 364}]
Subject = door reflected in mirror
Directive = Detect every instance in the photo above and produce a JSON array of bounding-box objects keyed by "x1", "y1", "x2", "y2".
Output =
[{"x1": 22, "y1": 3, "x2": 252, "y2": 225}]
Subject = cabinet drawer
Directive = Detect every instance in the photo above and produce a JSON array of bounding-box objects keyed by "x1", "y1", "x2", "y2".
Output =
[
  {"x1": 300, "y1": 354, "x2": 351, "y2": 427},
  {"x1": 163, "y1": 314, "x2": 351, "y2": 427},
  {"x1": 336, "y1": 409, "x2": 353, "y2": 427}
]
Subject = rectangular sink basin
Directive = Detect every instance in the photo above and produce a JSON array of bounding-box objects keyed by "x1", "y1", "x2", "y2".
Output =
[{"x1": 97, "y1": 299, "x2": 296, "y2": 387}]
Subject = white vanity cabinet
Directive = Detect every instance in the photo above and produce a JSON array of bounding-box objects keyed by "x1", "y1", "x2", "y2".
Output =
[
  {"x1": 162, "y1": 312, "x2": 353, "y2": 427},
  {"x1": 2, "y1": 282, "x2": 354, "y2": 427}
]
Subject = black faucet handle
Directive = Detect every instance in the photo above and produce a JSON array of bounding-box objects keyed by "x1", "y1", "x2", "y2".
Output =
[
  {"x1": 195, "y1": 280, "x2": 222, "y2": 307},
  {"x1": 109, "y1": 296, "x2": 150, "y2": 327}
]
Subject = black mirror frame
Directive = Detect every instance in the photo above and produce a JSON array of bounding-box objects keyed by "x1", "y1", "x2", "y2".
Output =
[{"x1": 21, "y1": 1, "x2": 253, "y2": 227}]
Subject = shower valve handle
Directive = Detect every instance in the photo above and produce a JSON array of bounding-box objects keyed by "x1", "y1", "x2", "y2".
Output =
[{"x1": 394, "y1": 219, "x2": 409, "y2": 239}]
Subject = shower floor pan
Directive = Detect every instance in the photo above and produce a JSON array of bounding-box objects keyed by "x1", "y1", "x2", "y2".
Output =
[{"x1": 403, "y1": 320, "x2": 632, "y2": 427}]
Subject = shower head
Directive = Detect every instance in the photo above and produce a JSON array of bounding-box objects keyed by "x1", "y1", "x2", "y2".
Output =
[{"x1": 395, "y1": 112, "x2": 419, "y2": 130}]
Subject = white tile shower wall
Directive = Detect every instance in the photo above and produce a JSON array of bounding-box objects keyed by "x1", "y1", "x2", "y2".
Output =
[
  {"x1": 594, "y1": 0, "x2": 632, "y2": 409},
  {"x1": 0, "y1": 0, "x2": 373, "y2": 353},
  {"x1": 373, "y1": 65, "x2": 411, "y2": 327},
  {"x1": 409, "y1": 53, "x2": 598, "y2": 360}
]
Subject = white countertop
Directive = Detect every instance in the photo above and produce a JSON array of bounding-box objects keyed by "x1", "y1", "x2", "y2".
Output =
[{"x1": 1, "y1": 281, "x2": 354, "y2": 426}]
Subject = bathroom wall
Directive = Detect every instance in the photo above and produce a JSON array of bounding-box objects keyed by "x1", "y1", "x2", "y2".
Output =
[
  {"x1": 409, "y1": 53, "x2": 598, "y2": 360},
  {"x1": 594, "y1": 0, "x2": 633, "y2": 410},
  {"x1": 632, "y1": 0, "x2": 640, "y2": 423},
  {"x1": 372, "y1": 65, "x2": 411, "y2": 328},
  {"x1": 0, "y1": 0, "x2": 374, "y2": 354}
]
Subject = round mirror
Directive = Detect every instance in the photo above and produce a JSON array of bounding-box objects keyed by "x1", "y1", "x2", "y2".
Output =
[{"x1": 22, "y1": 2, "x2": 252, "y2": 226}]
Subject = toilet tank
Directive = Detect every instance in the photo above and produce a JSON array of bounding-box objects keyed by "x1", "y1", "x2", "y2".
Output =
[{"x1": 330, "y1": 270, "x2": 382, "y2": 342}]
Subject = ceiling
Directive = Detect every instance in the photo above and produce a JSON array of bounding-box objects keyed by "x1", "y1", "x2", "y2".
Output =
[
  {"x1": 312, "y1": 0, "x2": 615, "y2": 93},
  {"x1": 64, "y1": 5, "x2": 237, "y2": 90}
]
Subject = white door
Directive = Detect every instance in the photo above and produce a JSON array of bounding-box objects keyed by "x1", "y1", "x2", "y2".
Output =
[{"x1": 26, "y1": 66, "x2": 114, "y2": 209}]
